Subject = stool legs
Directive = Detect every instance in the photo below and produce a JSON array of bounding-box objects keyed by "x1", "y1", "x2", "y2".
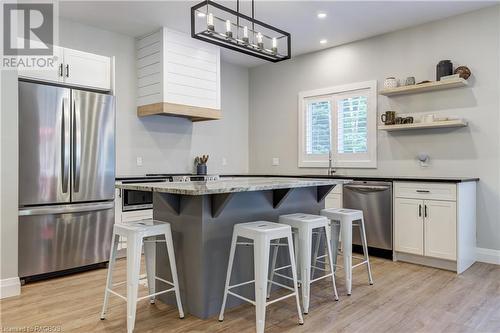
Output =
[
  {"x1": 324, "y1": 227, "x2": 339, "y2": 301},
  {"x1": 218, "y1": 232, "x2": 238, "y2": 322},
  {"x1": 298, "y1": 227, "x2": 313, "y2": 314},
  {"x1": 341, "y1": 218, "x2": 353, "y2": 296},
  {"x1": 287, "y1": 234, "x2": 304, "y2": 326},
  {"x1": 267, "y1": 241, "x2": 279, "y2": 299},
  {"x1": 164, "y1": 227, "x2": 185, "y2": 319},
  {"x1": 126, "y1": 233, "x2": 142, "y2": 333},
  {"x1": 254, "y1": 237, "x2": 271, "y2": 333},
  {"x1": 143, "y1": 236, "x2": 156, "y2": 304},
  {"x1": 100, "y1": 234, "x2": 120, "y2": 320},
  {"x1": 359, "y1": 218, "x2": 374, "y2": 285}
]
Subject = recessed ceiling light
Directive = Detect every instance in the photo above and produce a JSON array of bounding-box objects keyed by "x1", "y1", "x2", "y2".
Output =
[
  {"x1": 320, "y1": 39, "x2": 328, "y2": 44},
  {"x1": 317, "y1": 12, "x2": 327, "y2": 19},
  {"x1": 197, "y1": 12, "x2": 206, "y2": 18}
]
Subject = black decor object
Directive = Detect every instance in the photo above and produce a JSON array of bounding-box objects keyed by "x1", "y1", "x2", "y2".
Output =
[
  {"x1": 436, "y1": 60, "x2": 453, "y2": 81},
  {"x1": 191, "y1": 0, "x2": 291, "y2": 62}
]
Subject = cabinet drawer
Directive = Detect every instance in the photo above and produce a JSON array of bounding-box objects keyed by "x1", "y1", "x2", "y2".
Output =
[{"x1": 394, "y1": 182, "x2": 456, "y2": 201}]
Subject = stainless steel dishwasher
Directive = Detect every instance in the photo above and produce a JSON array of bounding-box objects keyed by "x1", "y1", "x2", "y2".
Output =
[{"x1": 343, "y1": 180, "x2": 393, "y2": 257}]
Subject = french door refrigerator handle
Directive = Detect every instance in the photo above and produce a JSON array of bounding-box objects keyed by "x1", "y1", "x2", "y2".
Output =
[
  {"x1": 73, "y1": 98, "x2": 81, "y2": 193},
  {"x1": 61, "y1": 97, "x2": 70, "y2": 193},
  {"x1": 19, "y1": 202, "x2": 114, "y2": 216}
]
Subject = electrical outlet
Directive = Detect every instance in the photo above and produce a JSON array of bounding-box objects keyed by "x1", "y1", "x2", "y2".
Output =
[
  {"x1": 222, "y1": 157, "x2": 227, "y2": 166},
  {"x1": 136, "y1": 156, "x2": 143, "y2": 166},
  {"x1": 272, "y1": 157, "x2": 280, "y2": 166}
]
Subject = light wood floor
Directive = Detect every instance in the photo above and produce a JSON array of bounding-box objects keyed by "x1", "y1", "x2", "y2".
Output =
[{"x1": 1, "y1": 257, "x2": 499, "y2": 333}]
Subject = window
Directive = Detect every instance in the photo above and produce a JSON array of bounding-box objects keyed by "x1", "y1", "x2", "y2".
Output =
[{"x1": 298, "y1": 81, "x2": 377, "y2": 168}]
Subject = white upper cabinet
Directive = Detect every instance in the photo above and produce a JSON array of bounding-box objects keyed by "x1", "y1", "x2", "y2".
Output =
[
  {"x1": 136, "y1": 28, "x2": 221, "y2": 121},
  {"x1": 63, "y1": 48, "x2": 111, "y2": 90},
  {"x1": 18, "y1": 46, "x2": 64, "y2": 84},
  {"x1": 18, "y1": 46, "x2": 111, "y2": 91}
]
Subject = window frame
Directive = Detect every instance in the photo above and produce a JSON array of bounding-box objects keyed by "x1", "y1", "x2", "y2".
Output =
[{"x1": 298, "y1": 80, "x2": 377, "y2": 169}]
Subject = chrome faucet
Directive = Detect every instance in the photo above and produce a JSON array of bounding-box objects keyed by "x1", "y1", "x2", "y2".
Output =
[{"x1": 328, "y1": 149, "x2": 336, "y2": 176}]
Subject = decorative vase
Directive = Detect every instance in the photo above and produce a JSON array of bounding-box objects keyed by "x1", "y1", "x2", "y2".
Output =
[{"x1": 197, "y1": 164, "x2": 207, "y2": 175}]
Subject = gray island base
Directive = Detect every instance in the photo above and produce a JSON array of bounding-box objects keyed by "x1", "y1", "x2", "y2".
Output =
[{"x1": 117, "y1": 177, "x2": 349, "y2": 319}]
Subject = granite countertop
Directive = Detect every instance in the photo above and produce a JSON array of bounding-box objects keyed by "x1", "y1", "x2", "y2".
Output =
[{"x1": 115, "y1": 177, "x2": 350, "y2": 195}]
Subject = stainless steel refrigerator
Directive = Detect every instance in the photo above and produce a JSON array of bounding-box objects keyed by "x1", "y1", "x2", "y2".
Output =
[{"x1": 18, "y1": 81, "x2": 115, "y2": 278}]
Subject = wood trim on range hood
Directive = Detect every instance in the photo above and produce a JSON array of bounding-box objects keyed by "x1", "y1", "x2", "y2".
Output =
[{"x1": 137, "y1": 102, "x2": 222, "y2": 122}]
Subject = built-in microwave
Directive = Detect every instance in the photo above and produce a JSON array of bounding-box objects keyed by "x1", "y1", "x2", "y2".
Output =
[
  {"x1": 119, "y1": 179, "x2": 167, "y2": 212},
  {"x1": 122, "y1": 189, "x2": 153, "y2": 211}
]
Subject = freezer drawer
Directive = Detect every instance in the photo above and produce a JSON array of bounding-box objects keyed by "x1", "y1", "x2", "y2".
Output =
[{"x1": 18, "y1": 202, "x2": 114, "y2": 277}]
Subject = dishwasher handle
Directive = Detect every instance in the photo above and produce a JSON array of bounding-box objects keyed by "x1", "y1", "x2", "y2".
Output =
[{"x1": 344, "y1": 184, "x2": 391, "y2": 192}]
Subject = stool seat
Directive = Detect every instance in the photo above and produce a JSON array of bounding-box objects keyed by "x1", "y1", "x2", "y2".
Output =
[
  {"x1": 321, "y1": 208, "x2": 363, "y2": 221},
  {"x1": 235, "y1": 221, "x2": 291, "y2": 235},
  {"x1": 113, "y1": 219, "x2": 170, "y2": 236},
  {"x1": 279, "y1": 213, "x2": 329, "y2": 229}
]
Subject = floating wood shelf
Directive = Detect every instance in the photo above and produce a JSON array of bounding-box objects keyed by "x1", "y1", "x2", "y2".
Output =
[
  {"x1": 378, "y1": 119, "x2": 468, "y2": 131},
  {"x1": 379, "y1": 78, "x2": 468, "y2": 96},
  {"x1": 137, "y1": 102, "x2": 222, "y2": 122}
]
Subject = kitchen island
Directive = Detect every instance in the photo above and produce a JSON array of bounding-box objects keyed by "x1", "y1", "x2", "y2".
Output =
[{"x1": 116, "y1": 177, "x2": 349, "y2": 319}]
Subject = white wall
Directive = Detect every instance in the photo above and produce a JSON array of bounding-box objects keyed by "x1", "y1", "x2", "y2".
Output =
[
  {"x1": 59, "y1": 18, "x2": 249, "y2": 176},
  {"x1": 249, "y1": 7, "x2": 500, "y2": 250},
  {"x1": 0, "y1": 70, "x2": 19, "y2": 285}
]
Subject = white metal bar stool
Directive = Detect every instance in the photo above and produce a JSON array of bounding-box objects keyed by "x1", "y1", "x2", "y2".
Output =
[
  {"x1": 100, "y1": 219, "x2": 184, "y2": 333},
  {"x1": 219, "y1": 221, "x2": 304, "y2": 333},
  {"x1": 320, "y1": 208, "x2": 374, "y2": 296},
  {"x1": 269, "y1": 213, "x2": 338, "y2": 314}
]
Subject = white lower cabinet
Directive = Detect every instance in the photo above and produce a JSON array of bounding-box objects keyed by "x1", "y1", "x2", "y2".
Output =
[
  {"x1": 424, "y1": 200, "x2": 456, "y2": 261},
  {"x1": 394, "y1": 198, "x2": 424, "y2": 255},
  {"x1": 324, "y1": 184, "x2": 343, "y2": 209},
  {"x1": 394, "y1": 181, "x2": 475, "y2": 273}
]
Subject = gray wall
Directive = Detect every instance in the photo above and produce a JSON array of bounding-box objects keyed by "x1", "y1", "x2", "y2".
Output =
[
  {"x1": 59, "y1": 18, "x2": 249, "y2": 176},
  {"x1": 0, "y1": 70, "x2": 19, "y2": 280},
  {"x1": 249, "y1": 7, "x2": 500, "y2": 250}
]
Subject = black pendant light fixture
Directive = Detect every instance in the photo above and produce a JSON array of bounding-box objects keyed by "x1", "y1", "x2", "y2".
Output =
[{"x1": 191, "y1": 0, "x2": 291, "y2": 62}]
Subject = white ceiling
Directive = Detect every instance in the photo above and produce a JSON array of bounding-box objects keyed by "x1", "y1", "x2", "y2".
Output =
[{"x1": 59, "y1": 1, "x2": 496, "y2": 67}]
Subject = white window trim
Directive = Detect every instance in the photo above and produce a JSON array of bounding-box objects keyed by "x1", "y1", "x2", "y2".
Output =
[{"x1": 298, "y1": 80, "x2": 377, "y2": 169}]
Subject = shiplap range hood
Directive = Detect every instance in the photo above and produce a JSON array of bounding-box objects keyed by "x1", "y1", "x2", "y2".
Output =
[{"x1": 136, "y1": 28, "x2": 221, "y2": 121}]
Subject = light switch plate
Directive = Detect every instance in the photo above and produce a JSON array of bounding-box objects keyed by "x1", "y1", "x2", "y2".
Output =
[
  {"x1": 272, "y1": 157, "x2": 280, "y2": 166},
  {"x1": 136, "y1": 156, "x2": 143, "y2": 166}
]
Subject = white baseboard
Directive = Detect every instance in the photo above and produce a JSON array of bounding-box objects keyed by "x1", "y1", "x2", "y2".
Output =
[
  {"x1": 476, "y1": 247, "x2": 500, "y2": 265},
  {"x1": 0, "y1": 277, "x2": 21, "y2": 299}
]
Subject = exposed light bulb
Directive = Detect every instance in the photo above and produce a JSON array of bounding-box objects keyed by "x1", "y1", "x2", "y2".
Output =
[
  {"x1": 225, "y1": 20, "x2": 232, "y2": 38},
  {"x1": 242, "y1": 26, "x2": 249, "y2": 43},
  {"x1": 317, "y1": 12, "x2": 327, "y2": 19},
  {"x1": 271, "y1": 37, "x2": 277, "y2": 54},
  {"x1": 207, "y1": 13, "x2": 214, "y2": 31},
  {"x1": 256, "y1": 32, "x2": 263, "y2": 49}
]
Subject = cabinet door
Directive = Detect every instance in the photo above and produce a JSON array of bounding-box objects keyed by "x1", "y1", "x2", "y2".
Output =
[
  {"x1": 18, "y1": 46, "x2": 64, "y2": 83},
  {"x1": 424, "y1": 200, "x2": 456, "y2": 260},
  {"x1": 63, "y1": 48, "x2": 111, "y2": 90},
  {"x1": 395, "y1": 198, "x2": 424, "y2": 255},
  {"x1": 325, "y1": 194, "x2": 342, "y2": 209}
]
